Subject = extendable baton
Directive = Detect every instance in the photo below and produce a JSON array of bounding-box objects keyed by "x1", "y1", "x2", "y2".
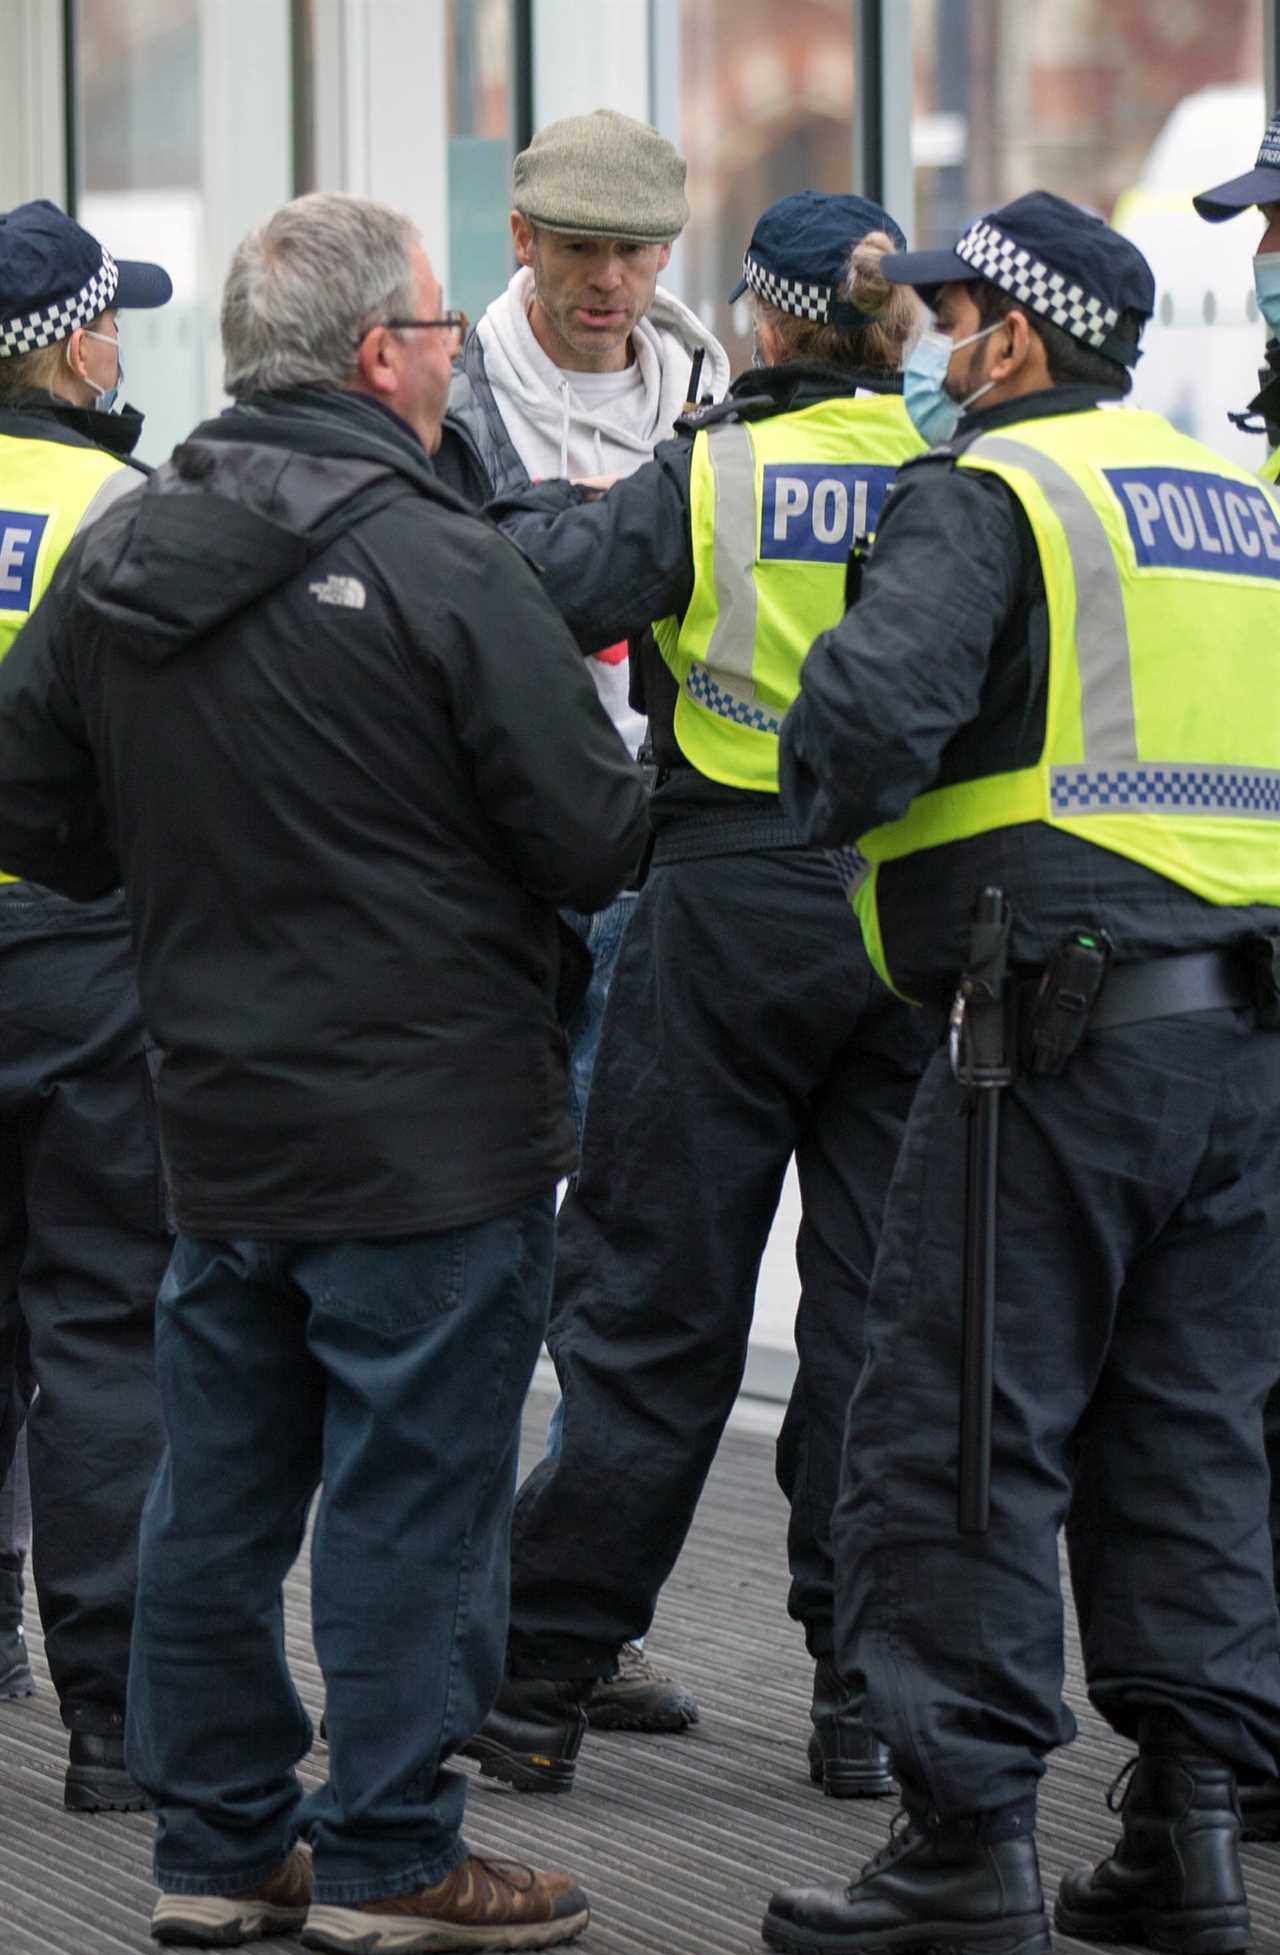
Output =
[{"x1": 949, "y1": 886, "x2": 1013, "y2": 1534}]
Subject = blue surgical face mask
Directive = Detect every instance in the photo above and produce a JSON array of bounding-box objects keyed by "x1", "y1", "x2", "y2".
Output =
[
  {"x1": 71, "y1": 326, "x2": 122, "y2": 414},
  {"x1": 902, "y1": 321, "x2": 1001, "y2": 443},
  {"x1": 1254, "y1": 252, "x2": 1280, "y2": 334}
]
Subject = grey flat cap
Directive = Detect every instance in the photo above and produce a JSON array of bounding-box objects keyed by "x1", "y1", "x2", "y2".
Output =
[{"x1": 512, "y1": 108, "x2": 688, "y2": 244}]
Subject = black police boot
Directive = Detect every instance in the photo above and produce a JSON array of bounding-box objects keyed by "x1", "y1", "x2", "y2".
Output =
[
  {"x1": 1238, "y1": 1774, "x2": 1280, "y2": 1842},
  {"x1": 1054, "y1": 1723, "x2": 1250, "y2": 1953},
  {"x1": 459, "y1": 1674, "x2": 593, "y2": 1794},
  {"x1": 64, "y1": 1729, "x2": 152, "y2": 1813},
  {"x1": 763, "y1": 1809, "x2": 1050, "y2": 1955},
  {"x1": 807, "y1": 1657, "x2": 895, "y2": 1799},
  {"x1": 0, "y1": 1555, "x2": 35, "y2": 1699}
]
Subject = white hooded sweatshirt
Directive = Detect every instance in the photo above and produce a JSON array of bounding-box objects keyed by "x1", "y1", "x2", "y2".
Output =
[{"x1": 476, "y1": 266, "x2": 730, "y2": 755}]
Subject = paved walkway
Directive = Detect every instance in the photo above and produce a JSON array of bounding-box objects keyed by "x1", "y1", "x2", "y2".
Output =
[{"x1": 3, "y1": 1383, "x2": 1280, "y2": 1954}]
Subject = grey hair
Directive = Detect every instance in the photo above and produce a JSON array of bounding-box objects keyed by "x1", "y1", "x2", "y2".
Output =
[{"x1": 221, "y1": 191, "x2": 420, "y2": 399}]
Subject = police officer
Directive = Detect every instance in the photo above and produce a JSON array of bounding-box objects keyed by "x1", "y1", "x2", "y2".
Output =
[
  {"x1": 1193, "y1": 116, "x2": 1280, "y2": 1849},
  {"x1": 755, "y1": 189, "x2": 1280, "y2": 1955},
  {"x1": 459, "y1": 192, "x2": 940, "y2": 1800},
  {"x1": 0, "y1": 199, "x2": 173, "y2": 1809},
  {"x1": 1195, "y1": 112, "x2": 1280, "y2": 479}
]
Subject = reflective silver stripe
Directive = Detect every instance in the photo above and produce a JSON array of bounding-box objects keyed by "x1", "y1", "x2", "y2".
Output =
[
  {"x1": 969, "y1": 434, "x2": 1137, "y2": 764},
  {"x1": 72, "y1": 465, "x2": 140, "y2": 537},
  {"x1": 703, "y1": 423, "x2": 759, "y2": 686}
]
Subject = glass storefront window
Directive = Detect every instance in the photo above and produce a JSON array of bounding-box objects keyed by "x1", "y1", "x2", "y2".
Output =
[
  {"x1": 911, "y1": 0, "x2": 1268, "y2": 462},
  {"x1": 447, "y1": 0, "x2": 513, "y2": 327},
  {"x1": 73, "y1": 0, "x2": 293, "y2": 462},
  {"x1": 74, "y1": 0, "x2": 204, "y2": 463},
  {"x1": 677, "y1": 0, "x2": 859, "y2": 370}
]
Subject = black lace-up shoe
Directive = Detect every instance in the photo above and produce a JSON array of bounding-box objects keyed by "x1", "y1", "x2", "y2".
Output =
[
  {"x1": 763, "y1": 1811, "x2": 1051, "y2": 1954},
  {"x1": 65, "y1": 1731, "x2": 152, "y2": 1813},
  {"x1": 807, "y1": 1658, "x2": 895, "y2": 1799},
  {"x1": 1238, "y1": 1774, "x2": 1280, "y2": 1842},
  {"x1": 460, "y1": 1675, "x2": 592, "y2": 1793},
  {"x1": 1054, "y1": 1729, "x2": 1250, "y2": 1952},
  {"x1": 583, "y1": 1643, "x2": 700, "y2": 1732}
]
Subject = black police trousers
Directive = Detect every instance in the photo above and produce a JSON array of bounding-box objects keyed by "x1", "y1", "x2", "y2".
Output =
[
  {"x1": 505, "y1": 836, "x2": 938, "y2": 1675},
  {"x1": 833, "y1": 1005, "x2": 1280, "y2": 1819},
  {"x1": 0, "y1": 884, "x2": 169, "y2": 1731}
]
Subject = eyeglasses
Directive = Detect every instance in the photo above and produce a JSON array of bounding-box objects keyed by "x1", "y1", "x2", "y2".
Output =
[{"x1": 378, "y1": 311, "x2": 469, "y2": 339}]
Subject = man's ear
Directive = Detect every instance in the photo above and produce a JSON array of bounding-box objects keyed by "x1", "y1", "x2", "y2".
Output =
[
  {"x1": 354, "y1": 325, "x2": 397, "y2": 399},
  {"x1": 991, "y1": 307, "x2": 1044, "y2": 385},
  {"x1": 656, "y1": 241, "x2": 673, "y2": 273},
  {"x1": 511, "y1": 211, "x2": 535, "y2": 268}
]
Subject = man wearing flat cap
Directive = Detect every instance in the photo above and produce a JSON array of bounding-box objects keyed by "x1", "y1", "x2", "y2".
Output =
[
  {"x1": 436, "y1": 108, "x2": 728, "y2": 1736},
  {"x1": 0, "y1": 197, "x2": 173, "y2": 1813},
  {"x1": 761, "y1": 189, "x2": 1280, "y2": 1955},
  {"x1": 1195, "y1": 113, "x2": 1280, "y2": 476}
]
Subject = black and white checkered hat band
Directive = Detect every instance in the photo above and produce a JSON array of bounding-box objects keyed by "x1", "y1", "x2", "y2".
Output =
[
  {"x1": 742, "y1": 254, "x2": 832, "y2": 324},
  {"x1": 0, "y1": 249, "x2": 119, "y2": 360},
  {"x1": 954, "y1": 218, "x2": 1118, "y2": 349}
]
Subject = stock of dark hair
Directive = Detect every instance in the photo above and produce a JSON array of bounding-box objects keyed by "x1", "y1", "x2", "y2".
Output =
[{"x1": 971, "y1": 281, "x2": 1141, "y2": 396}]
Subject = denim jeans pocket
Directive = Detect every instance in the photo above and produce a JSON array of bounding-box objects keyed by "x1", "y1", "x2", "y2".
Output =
[{"x1": 315, "y1": 1231, "x2": 468, "y2": 1333}]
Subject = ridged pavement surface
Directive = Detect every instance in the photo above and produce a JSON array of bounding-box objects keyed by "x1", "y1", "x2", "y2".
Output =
[{"x1": 3, "y1": 1381, "x2": 1280, "y2": 1953}]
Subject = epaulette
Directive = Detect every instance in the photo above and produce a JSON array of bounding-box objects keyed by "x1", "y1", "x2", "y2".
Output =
[
  {"x1": 673, "y1": 391, "x2": 777, "y2": 438},
  {"x1": 896, "y1": 441, "x2": 959, "y2": 476}
]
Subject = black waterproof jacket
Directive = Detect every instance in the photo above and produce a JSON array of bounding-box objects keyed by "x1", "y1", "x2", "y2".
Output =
[{"x1": 0, "y1": 388, "x2": 649, "y2": 1237}]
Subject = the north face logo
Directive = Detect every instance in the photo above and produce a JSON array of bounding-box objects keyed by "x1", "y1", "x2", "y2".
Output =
[{"x1": 309, "y1": 574, "x2": 366, "y2": 609}]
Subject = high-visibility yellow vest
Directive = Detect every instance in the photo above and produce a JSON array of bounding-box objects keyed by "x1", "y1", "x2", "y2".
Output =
[
  {"x1": 653, "y1": 393, "x2": 924, "y2": 792},
  {"x1": 0, "y1": 430, "x2": 128, "y2": 880},
  {"x1": 852, "y1": 406, "x2": 1280, "y2": 987},
  {"x1": 1260, "y1": 445, "x2": 1280, "y2": 484}
]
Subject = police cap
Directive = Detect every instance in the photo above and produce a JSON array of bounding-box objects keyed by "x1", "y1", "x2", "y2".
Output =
[
  {"x1": 729, "y1": 191, "x2": 908, "y2": 330},
  {"x1": 1194, "y1": 111, "x2": 1280, "y2": 220},
  {"x1": 882, "y1": 189, "x2": 1155, "y2": 368},
  {"x1": 0, "y1": 199, "x2": 172, "y2": 361}
]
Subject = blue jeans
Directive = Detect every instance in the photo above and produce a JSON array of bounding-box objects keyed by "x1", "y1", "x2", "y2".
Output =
[
  {"x1": 560, "y1": 892, "x2": 638, "y2": 1152},
  {"x1": 125, "y1": 1197, "x2": 554, "y2": 1903}
]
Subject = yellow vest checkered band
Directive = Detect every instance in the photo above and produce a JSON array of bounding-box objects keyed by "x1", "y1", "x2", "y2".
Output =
[
  {"x1": 654, "y1": 392, "x2": 925, "y2": 792},
  {"x1": 853, "y1": 407, "x2": 1280, "y2": 986},
  {"x1": 0, "y1": 433, "x2": 126, "y2": 881}
]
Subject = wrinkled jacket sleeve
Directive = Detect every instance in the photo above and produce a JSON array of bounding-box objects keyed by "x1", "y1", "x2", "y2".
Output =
[
  {"x1": 429, "y1": 519, "x2": 650, "y2": 911},
  {"x1": 0, "y1": 538, "x2": 119, "y2": 897},
  {"x1": 778, "y1": 459, "x2": 1025, "y2": 845},
  {"x1": 486, "y1": 437, "x2": 696, "y2": 653}
]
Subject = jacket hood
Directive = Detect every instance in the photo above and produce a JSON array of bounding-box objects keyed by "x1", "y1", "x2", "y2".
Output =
[
  {"x1": 471, "y1": 268, "x2": 730, "y2": 480},
  {"x1": 74, "y1": 388, "x2": 463, "y2": 663}
]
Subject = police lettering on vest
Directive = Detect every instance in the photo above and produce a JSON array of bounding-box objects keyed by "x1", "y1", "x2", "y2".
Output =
[
  {"x1": 654, "y1": 392, "x2": 925, "y2": 793},
  {"x1": 0, "y1": 512, "x2": 50, "y2": 611},
  {"x1": 761, "y1": 465, "x2": 896, "y2": 564},
  {"x1": 1107, "y1": 467, "x2": 1280, "y2": 579}
]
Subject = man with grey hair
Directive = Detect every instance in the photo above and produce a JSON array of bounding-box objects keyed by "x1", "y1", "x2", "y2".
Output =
[
  {"x1": 0, "y1": 189, "x2": 646, "y2": 1952},
  {"x1": 436, "y1": 103, "x2": 729, "y2": 1739}
]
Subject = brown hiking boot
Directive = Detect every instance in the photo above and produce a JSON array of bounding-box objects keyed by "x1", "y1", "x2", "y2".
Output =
[
  {"x1": 301, "y1": 1853, "x2": 589, "y2": 1952},
  {"x1": 583, "y1": 1643, "x2": 699, "y2": 1733},
  {"x1": 151, "y1": 1842, "x2": 312, "y2": 1945}
]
